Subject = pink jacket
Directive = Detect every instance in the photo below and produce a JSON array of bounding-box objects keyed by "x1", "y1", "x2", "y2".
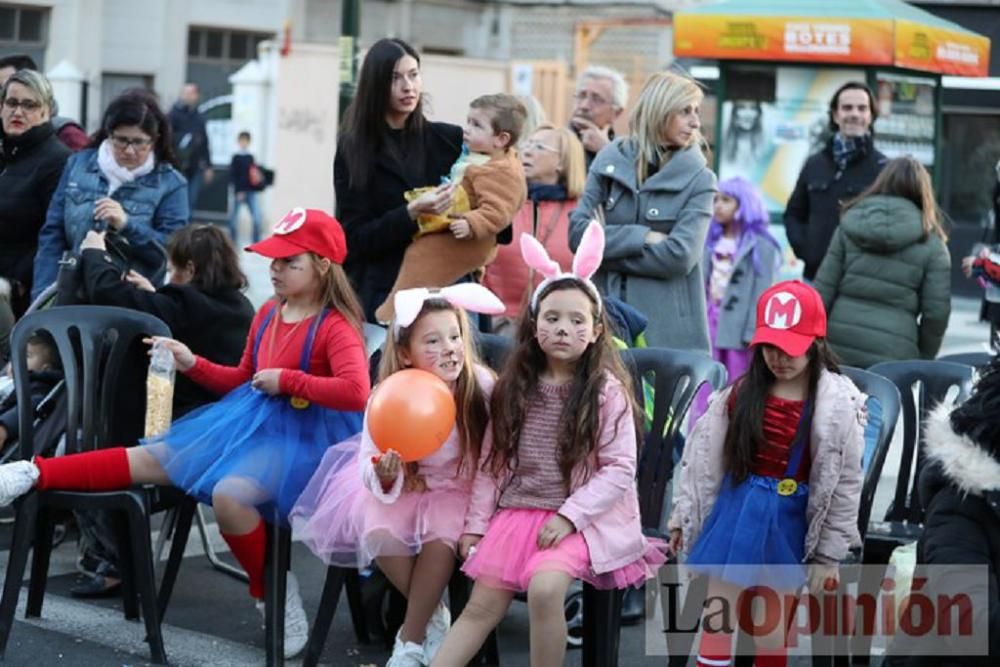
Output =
[
  {"x1": 464, "y1": 375, "x2": 653, "y2": 574},
  {"x1": 482, "y1": 199, "x2": 576, "y2": 317},
  {"x1": 668, "y1": 369, "x2": 865, "y2": 564},
  {"x1": 361, "y1": 365, "x2": 495, "y2": 502}
]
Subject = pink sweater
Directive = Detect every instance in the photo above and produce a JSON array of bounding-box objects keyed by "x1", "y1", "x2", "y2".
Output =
[
  {"x1": 360, "y1": 364, "x2": 495, "y2": 502},
  {"x1": 498, "y1": 380, "x2": 572, "y2": 510},
  {"x1": 466, "y1": 374, "x2": 653, "y2": 574}
]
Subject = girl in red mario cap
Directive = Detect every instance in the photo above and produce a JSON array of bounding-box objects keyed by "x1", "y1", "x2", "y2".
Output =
[
  {"x1": 668, "y1": 280, "x2": 866, "y2": 667},
  {"x1": 0, "y1": 208, "x2": 371, "y2": 659}
]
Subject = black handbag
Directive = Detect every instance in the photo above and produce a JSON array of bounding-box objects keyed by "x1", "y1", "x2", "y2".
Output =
[{"x1": 54, "y1": 230, "x2": 157, "y2": 306}]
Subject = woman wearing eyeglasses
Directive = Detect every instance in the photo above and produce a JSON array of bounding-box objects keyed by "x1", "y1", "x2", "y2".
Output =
[
  {"x1": 0, "y1": 69, "x2": 72, "y2": 315},
  {"x1": 32, "y1": 88, "x2": 189, "y2": 301},
  {"x1": 482, "y1": 124, "x2": 587, "y2": 333}
]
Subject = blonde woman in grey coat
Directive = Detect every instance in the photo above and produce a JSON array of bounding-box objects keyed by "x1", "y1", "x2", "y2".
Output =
[{"x1": 569, "y1": 71, "x2": 716, "y2": 352}]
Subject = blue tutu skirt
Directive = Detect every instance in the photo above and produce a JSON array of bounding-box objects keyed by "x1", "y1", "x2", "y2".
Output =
[
  {"x1": 686, "y1": 473, "x2": 808, "y2": 591},
  {"x1": 144, "y1": 383, "x2": 363, "y2": 524}
]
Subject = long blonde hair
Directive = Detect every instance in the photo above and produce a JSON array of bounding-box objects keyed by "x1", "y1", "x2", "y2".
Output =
[
  {"x1": 843, "y1": 155, "x2": 947, "y2": 241},
  {"x1": 310, "y1": 254, "x2": 365, "y2": 335},
  {"x1": 530, "y1": 123, "x2": 586, "y2": 199},
  {"x1": 628, "y1": 72, "x2": 704, "y2": 185},
  {"x1": 378, "y1": 299, "x2": 491, "y2": 477}
]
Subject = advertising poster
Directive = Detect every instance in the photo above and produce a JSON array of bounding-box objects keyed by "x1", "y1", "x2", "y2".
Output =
[
  {"x1": 719, "y1": 66, "x2": 866, "y2": 214},
  {"x1": 873, "y1": 72, "x2": 936, "y2": 166}
]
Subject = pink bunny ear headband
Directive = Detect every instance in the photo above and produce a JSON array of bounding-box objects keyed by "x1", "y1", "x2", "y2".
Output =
[
  {"x1": 523, "y1": 220, "x2": 604, "y2": 314},
  {"x1": 393, "y1": 283, "x2": 506, "y2": 339}
]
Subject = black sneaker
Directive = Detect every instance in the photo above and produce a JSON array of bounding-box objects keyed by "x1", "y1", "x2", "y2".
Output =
[
  {"x1": 69, "y1": 572, "x2": 122, "y2": 599},
  {"x1": 76, "y1": 552, "x2": 104, "y2": 577}
]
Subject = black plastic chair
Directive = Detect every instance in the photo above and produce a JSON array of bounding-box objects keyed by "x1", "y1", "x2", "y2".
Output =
[
  {"x1": 811, "y1": 366, "x2": 902, "y2": 667},
  {"x1": 937, "y1": 351, "x2": 991, "y2": 369},
  {"x1": 863, "y1": 360, "x2": 973, "y2": 563},
  {"x1": 838, "y1": 366, "x2": 902, "y2": 546},
  {"x1": 591, "y1": 347, "x2": 726, "y2": 667},
  {"x1": 844, "y1": 360, "x2": 973, "y2": 665},
  {"x1": 0, "y1": 306, "x2": 172, "y2": 663},
  {"x1": 475, "y1": 332, "x2": 512, "y2": 371}
]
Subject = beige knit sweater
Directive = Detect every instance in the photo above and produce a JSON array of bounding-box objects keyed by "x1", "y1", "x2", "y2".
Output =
[{"x1": 374, "y1": 150, "x2": 527, "y2": 323}]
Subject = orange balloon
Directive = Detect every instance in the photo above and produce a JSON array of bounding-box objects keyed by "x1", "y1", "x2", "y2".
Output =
[{"x1": 368, "y1": 369, "x2": 456, "y2": 462}]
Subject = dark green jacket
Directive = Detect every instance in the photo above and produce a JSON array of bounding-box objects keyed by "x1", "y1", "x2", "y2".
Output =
[{"x1": 814, "y1": 195, "x2": 951, "y2": 368}]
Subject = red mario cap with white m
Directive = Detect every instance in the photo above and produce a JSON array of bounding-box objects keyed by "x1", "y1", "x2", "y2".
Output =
[
  {"x1": 246, "y1": 208, "x2": 347, "y2": 264},
  {"x1": 749, "y1": 280, "x2": 827, "y2": 357}
]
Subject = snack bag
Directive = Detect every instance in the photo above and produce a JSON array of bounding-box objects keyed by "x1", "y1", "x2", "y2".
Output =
[
  {"x1": 144, "y1": 339, "x2": 175, "y2": 438},
  {"x1": 405, "y1": 184, "x2": 472, "y2": 237}
]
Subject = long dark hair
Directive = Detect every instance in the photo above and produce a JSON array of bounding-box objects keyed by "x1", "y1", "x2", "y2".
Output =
[
  {"x1": 842, "y1": 155, "x2": 947, "y2": 241},
  {"x1": 89, "y1": 88, "x2": 180, "y2": 169},
  {"x1": 724, "y1": 339, "x2": 840, "y2": 483},
  {"x1": 311, "y1": 255, "x2": 365, "y2": 337},
  {"x1": 340, "y1": 38, "x2": 426, "y2": 190},
  {"x1": 486, "y1": 279, "x2": 639, "y2": 492},
  {"x1": 167, "y1": 224, "x2": 247, "y2": 292}
]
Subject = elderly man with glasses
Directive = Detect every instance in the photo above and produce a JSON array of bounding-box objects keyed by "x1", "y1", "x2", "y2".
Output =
[{"x1": 569, "y1": 65, "x2": 629, "y2": 167}]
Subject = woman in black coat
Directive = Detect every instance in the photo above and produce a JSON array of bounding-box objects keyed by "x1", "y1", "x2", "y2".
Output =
[
  {"x1": 0, "y1": 69, "x2": 71, "y2": 314},
  {"x1": 894, "y1": 357, "x2": 1000, "y2": 666},
  {"x1": 334, "y1": 38, "x2": 462, "y2": 322}
]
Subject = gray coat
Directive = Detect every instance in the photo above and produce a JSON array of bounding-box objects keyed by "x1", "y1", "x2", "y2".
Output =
[
  {"x1": 703, "y1": 234, "x2": 781, "y2": 350},
  {"x1": 569, "y1": 139, "x2": 716, "y2": 352}
]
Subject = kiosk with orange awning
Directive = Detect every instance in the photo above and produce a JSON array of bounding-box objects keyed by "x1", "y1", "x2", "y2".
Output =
[{"x1": 673, "y1": 0, "x2": 991, "y2": 221}]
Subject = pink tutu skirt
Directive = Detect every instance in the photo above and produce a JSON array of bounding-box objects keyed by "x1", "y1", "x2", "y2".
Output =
[
  {"x1": 290, "y1": 434, "x2": 470, "y2": 567},
  {"x1": 461, "y1": 508, "x2": 666, "y2": 592}
]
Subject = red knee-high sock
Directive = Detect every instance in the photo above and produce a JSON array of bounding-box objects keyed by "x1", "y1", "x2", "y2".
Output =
[
  {"x1": 35, "y1": 447, "x2": 132, "y2": 491},
  {"x1": 697, "y1": 630, "x2": 733, "y2": 667},
  {"x1": 221, "y1": 520, "x2": 266, "y2": 599},
  {"x1": 754, "y1": 648, "x2": 787, "y2": 667}
]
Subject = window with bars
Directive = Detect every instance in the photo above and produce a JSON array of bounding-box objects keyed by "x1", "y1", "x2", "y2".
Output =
[
  {"x1": 187, "y1": 27, "x2": 271, "y2": 65},
  {"x1": 0, "y1": 4, "x2": 48, "y2": 68}
]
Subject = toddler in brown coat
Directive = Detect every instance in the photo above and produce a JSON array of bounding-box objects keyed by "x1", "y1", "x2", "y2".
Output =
[{"x1": 375, "y1": 94, "x2": 527, "y2": 323}]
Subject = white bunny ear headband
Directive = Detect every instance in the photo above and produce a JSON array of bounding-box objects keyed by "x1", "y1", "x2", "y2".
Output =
[
  {"x1": 393, "y1": 283, "x2": 506, "y2": 339},
  {"x1": 522, "y1": 220, "x2": 604, "y2": 314}
]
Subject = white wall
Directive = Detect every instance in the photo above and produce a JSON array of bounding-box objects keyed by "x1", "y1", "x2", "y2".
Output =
[
  {"x1": 265, "y1": 42, "x2": 341, "y2": 226},
  {"x1": 420, "y1": 54, "x2": 510, "y2": 125}
]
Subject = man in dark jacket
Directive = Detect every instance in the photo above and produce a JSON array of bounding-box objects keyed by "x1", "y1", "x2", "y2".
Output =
[
  {"x1": 783, "y1": 82, "x2": 887, "y2": 280},
  {"x1": 0, "y1": 54, "x2": 88, "y2": 151},
  {"x1": 168, "y1": 83, "x2": 214, "y2": 211}
]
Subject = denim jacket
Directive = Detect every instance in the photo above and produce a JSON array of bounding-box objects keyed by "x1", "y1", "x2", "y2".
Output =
[{"x1": 32, "y1": 148, "x2": 189, "y2": 298}]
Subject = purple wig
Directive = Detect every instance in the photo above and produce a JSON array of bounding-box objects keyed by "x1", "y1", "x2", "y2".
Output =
[{"x1": 705, "y1": 176, "x2": 781, "y2": 276}]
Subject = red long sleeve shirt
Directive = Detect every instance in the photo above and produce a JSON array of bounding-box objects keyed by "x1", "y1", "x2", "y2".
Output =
[{"x1": 185, "y1": 304, "x2": 370, "y2": 412}]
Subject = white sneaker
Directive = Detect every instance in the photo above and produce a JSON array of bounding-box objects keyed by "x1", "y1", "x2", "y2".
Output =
[
  {"x1": 422, "y1": 601, "x2": 451, "y2": 664},
  {"x1": 0, "y1": 461, "x2": 39, "y2": 507},
  {"x1": 255, "y1": 572, "x2": 310, "y2": 659},
  {"x1": 386, "y1": 628, "x2": 426, "y2": 667}
]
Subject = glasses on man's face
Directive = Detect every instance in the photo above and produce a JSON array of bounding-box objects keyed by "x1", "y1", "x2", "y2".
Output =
[
  {"x1": 573, "y1": 90, "x2": 611, "y2": 107},
  {"x1": 2, "y1": 97, "x2": 43, "y2": 112},
  {"x1": 524, "y1": 140, "x2": 559, "y2": 154},
  {"x1": 111, "y1": 135, "x2": 153, "y2": 151}
]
